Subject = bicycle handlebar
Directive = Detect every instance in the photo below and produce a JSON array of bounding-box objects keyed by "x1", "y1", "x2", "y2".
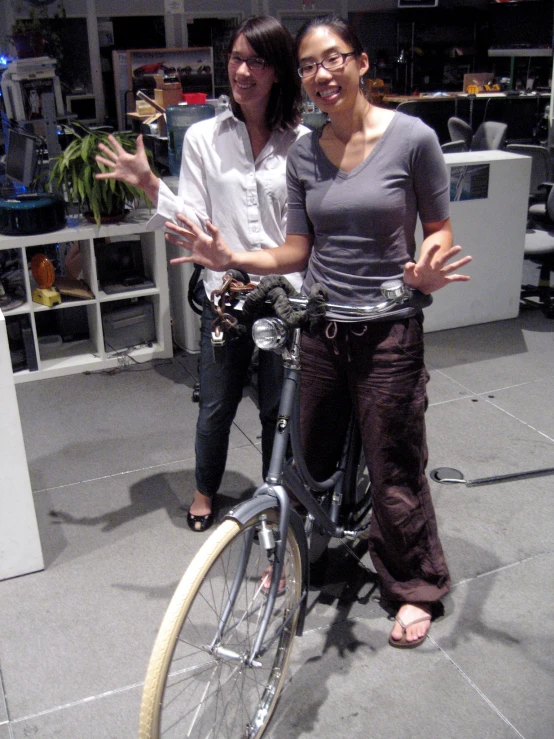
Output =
[
  {"x1": 209, "y1": 272, "x2": 432, "y2": 341},
  {"x1": 284, "y1": 280, "x2": 432, "y2": 318}
]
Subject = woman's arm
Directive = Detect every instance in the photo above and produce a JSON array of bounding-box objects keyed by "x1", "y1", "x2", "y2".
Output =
[
  {"x1": 165, "y1": 214, "x2": 312, "y2": 275},
  {"x1": 403, "y1": 218, "x2": 472, "y2": 294}
]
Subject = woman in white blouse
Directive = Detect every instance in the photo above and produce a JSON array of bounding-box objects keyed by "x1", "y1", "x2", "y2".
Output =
[{"x1": 96, "y1": 16, "x2": 307, "y2": 532}]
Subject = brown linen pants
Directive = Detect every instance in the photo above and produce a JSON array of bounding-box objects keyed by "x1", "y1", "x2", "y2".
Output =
[{"x1": 299, "y1": 315, "x2": 451, "y2": 605}]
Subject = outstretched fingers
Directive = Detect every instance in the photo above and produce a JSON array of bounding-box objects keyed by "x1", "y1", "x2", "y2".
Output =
[{"x1": 442, "y1": 254, "x2": 473, "y2": 282}]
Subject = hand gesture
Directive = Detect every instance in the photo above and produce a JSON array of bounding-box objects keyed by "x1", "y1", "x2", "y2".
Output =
[
  {"x1": 95, "y1": 134, "x2": 152, "y2": 190},
  {"x1": 166, "y1": 214, "x2": 234, "y2": 272},
  {"x1": 403, "y1": 243, "x2": 472, "y2": 295}
]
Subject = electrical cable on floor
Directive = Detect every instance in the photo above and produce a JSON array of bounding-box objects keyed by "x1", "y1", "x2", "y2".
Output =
[{"x1": 83, "y1": 342, "x2": 173, "y2": 375}]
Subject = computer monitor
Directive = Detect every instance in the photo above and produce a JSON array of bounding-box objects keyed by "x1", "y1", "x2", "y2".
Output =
[{"x1": 5, "y1": 129, "x2": 39, "y2": 188}]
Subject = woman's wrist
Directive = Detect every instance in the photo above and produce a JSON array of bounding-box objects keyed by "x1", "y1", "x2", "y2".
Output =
[{"x1": 140, "y1": 171, "x2": 161, "y2": 204}]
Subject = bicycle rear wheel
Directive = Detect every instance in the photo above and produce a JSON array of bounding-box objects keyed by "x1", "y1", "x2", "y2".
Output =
[{"x1": 139, "y1": 509, "x2": 303, "y2": 739}]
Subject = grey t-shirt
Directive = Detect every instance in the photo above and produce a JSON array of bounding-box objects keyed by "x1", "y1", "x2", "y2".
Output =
[{"x1": 286, "y1": 111, "x2": 450, "y2": 321}]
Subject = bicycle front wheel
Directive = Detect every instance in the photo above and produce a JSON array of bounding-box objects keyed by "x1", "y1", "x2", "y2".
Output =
[{"x1": 139, "y1": 510, "x2": 303, "y2": 739}]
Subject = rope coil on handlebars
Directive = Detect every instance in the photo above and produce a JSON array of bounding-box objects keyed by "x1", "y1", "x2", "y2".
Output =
[
  {"x1": 209, "y1": 273, "x2": 329, "y2": 336},
  {"x1": 243, "y1": 276, "x2": 328, "y2": 333}
]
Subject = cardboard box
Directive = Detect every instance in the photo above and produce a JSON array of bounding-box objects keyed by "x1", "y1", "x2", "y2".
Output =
[{"x1": 154, "y1": 87, "x2": 183, "y2": 108}]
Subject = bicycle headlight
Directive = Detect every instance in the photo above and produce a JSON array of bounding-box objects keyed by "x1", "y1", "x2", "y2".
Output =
[{"x1": 252, "y1": 317, "x2": 288, "y2": 350}]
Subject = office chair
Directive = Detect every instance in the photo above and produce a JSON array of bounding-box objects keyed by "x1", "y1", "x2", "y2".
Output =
[
  {"x1": 441, "y1": 140, "x2": 469, "y2": 153},
  {"x1": 521, "y1": 186, "x2": 554, "y2": 317},
  {"x1": 470, "y1": 121, "x2": 507, "y2": 151},
  {"x1": 506, "y1": 144, "x2": 553, "y2": 220},
  {"x1": 447, "y1": 117, "x2": 472, "y2": 151}
]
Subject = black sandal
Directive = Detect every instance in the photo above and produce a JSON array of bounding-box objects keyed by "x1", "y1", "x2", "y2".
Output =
[{"x1": 187, "y1": 511, "x2": 214, "y2": 533}]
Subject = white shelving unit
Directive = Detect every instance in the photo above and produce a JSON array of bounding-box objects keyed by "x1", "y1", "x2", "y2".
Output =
[{"x1": 0, "y1": 210, "x2": 172, "y2": 384}]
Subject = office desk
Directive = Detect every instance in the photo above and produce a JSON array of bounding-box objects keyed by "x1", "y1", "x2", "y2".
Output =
[{"x1": 384, "y1": 93, "x2": 550, "y2": 144}]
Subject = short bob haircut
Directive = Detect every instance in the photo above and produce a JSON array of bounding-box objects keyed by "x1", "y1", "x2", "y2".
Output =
[
  {"x1": 295, "y1": 15, "x2": 364, "y2": 58},
  {"x1": 227, "y1": 16, "x2": 302, "y2": 131}
]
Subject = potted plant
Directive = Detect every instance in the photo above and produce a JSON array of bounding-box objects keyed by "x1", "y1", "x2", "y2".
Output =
[
  {"x1": 48, "y1": 123, "x2": 154, "y2": 226},
  {"x1": 10, "y1": 1, "x2": 66, "y2": 60}
]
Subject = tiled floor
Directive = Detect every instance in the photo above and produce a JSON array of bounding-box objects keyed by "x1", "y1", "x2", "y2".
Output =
[{"x1": 2, "y1": 294, "x2": 554, "y2": 738}]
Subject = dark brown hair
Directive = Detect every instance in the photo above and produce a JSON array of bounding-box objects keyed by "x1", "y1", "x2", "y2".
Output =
[
  {"x1": 295, "y1": 15, "x2": 364, "y2": 58},
  {"x1": 227, "y1": 16, "x2": 302, "y2": 130}
]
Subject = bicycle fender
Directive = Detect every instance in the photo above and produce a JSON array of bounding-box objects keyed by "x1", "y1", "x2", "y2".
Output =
[{"x1": 223, "y1": 493, "x2": 280, "y2": 525}]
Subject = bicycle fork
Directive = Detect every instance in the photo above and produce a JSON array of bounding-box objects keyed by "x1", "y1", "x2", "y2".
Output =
[{"x1": 215, "y1": 335, "x2": 310, "y2": 662}]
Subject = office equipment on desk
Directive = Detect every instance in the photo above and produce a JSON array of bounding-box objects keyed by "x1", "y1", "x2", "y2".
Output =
[
  {"x1": 102, "y1": 299, "x2": 156, "y2": 352},
  {"x1": 0, "y1": 57, "x2": 64, "y2": 122}
]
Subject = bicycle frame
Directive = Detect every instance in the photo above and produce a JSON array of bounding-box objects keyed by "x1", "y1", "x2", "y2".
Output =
[
  {"x1": 216, "y1": 278, "x2": 429, "y2": 663},
  {"x1": 221, "y1": 328, "x2": 367, "y2": 661}
]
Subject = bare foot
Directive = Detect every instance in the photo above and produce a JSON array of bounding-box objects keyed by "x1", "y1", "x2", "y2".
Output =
[
  {"x1": 390, "y1": 603, "x2": 432, "y2": 645},
  {"x1": 261, "y1": 566, "x2": 287, "y2": 595},
  {"x1": 189, "y1": 490, "x2": 212, "y2": 517}
]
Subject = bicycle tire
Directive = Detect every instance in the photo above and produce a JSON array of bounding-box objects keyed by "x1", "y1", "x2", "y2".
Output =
[
  {"x1": 352, "y1": 447, "x2": 372, "y2": 521},
  {"x1": 341, "y1": 429, "x2": 372, "y2": 527},
  {"x1": 139, "y1": 510, "x2": 303, "y2": 739}
]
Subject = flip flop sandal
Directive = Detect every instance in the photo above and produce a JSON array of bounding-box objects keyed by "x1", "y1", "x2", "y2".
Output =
[
  {"x1": 187, "y1": 511, "x2": 214, "y2": 533},
  {"x1": 260, "y1": 567, "x2": 287, "y2": 597},
  {"x1": 388, "y1": 614, "x2": 431, "y2": 649}
]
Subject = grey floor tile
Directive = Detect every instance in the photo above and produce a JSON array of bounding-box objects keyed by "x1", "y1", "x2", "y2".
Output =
[
  {"x1": 433, "y1": 553, "x2": 554, "y2": 739},
  {"x1": 430, "y1": 349, "x2": 554, "y2": 396},
  {"x1": 9, "y1": 684, "x2": 142, "y2": 739},
  {"x1": 0, "y1": 673, "x2": 7, "y2": 724},
  {"x1": 173, "y1": 348, "x2": 200, "y2": 379},
  {"x1": 427, "y1": 366, "x2": 474, "y2": 405},
  {"x1": 15, "y1": 360, "x2": 252, "y2": 491},
  {"x1": 425, "y1": 313, "x2": 554, "y2": 371},
  {"x1": 16, "y1": 361, "x2": 196, "y2": 490},
  {"x1": 0, "y1": 725, "x2": 10, "y2": 739},
  {"x1": 480, "y1": 375, "x2": 554, "y2": 441},
  {"x1": 267, "y1": 617, "x2": 520, "y2": 739},
  {"x1": 426, "y1": 394, "x2": 554, "y2": 484}
]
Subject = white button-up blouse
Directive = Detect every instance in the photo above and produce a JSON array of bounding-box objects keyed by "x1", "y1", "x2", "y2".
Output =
[{"x1": 153, "y1": 108, "x2": 307, "y2": 296}]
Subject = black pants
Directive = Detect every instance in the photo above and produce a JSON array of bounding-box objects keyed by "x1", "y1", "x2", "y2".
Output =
[{"x1": 195, "y1": 300, "x2": 284, "y2": 497}]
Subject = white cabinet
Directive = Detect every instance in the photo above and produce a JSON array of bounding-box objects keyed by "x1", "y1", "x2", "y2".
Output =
[
  {"x1": 417, "y1": 150, "x2": 531, "y2": 332},
  {"x1": 0, "y1": 311, "x2": 44, "y2": 580},
  {"x1": 0, "y1": 210, "x2": 172, "y2": 383}
]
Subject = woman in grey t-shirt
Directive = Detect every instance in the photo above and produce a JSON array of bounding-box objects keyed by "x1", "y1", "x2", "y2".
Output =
[{"x1": 167, "y1": 15, "x2": 472, "y2": 649}]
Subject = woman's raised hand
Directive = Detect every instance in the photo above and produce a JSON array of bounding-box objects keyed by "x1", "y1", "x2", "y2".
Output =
[
  {"x1": 166, "y1": 214, "x2": 234, "y2": 272},
  {"x1": 403, "y1": 243, "x2": 472, "y2": 295},
  {"x1": 95, "y1": 134, "x2": 152, "y2": 190}
]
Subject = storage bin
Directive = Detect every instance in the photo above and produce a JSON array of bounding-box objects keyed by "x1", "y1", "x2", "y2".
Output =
[{"x1": 166, "y1": 103, "x2": 215, "y2": 176}]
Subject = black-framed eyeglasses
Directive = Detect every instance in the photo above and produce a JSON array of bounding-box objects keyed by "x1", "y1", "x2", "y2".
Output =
[
  {"x1": 297, "y1": 51, "x2": 357, "y2": 79},
  {"x1": 228, "y1": 53, "x2": 268, "y2": 72}
]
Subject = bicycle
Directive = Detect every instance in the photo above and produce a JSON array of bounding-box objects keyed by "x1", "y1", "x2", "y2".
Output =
[{"x1": 138, "y1": 274, "x2": 431, "y2": 739}]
